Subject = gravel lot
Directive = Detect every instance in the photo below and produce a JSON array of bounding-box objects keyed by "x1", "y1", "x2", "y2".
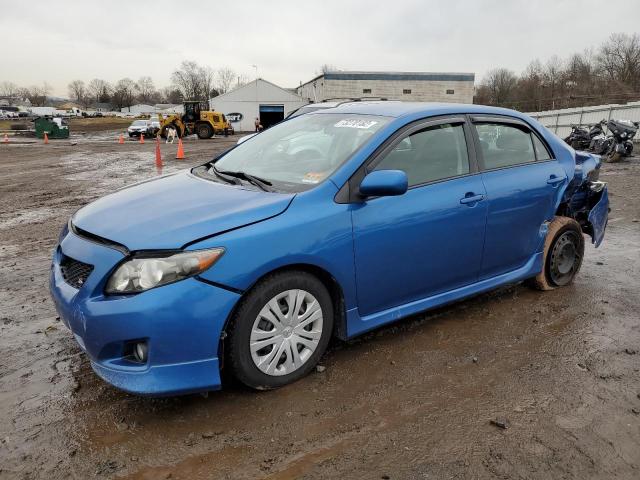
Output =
[{"x1": 0, "y1": 131, "x2": 639, "y2": 479}]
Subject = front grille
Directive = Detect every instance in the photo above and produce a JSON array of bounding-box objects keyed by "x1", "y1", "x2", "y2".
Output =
[{"x1": 60, "y1": 255, "x2": 94, "y2": 289}]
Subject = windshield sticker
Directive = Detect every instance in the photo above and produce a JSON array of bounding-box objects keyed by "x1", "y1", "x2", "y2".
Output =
[
  {"x1": 334, "y1": 119, "x2": 378, "y2": 129},
  {"x1": 301, "y1": 172, "x2": 326, "y2": 184}
]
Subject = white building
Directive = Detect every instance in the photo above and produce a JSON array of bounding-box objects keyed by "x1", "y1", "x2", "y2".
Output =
[
  {"x1": 121, "y1": 104, "x2": 156, "y2": 115},
  {"x1": 210, "y1": 79, "x2": 307, "y2": 132},
  {"x1": 297, "y1": 71, "x2": 475, "y2": 104}
]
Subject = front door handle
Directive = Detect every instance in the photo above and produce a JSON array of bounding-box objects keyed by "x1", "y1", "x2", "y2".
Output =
[
  {"x1": 460, "y1": 193, "x2": 485, "y2": 205},
  {"x1": 547, "y1": 175, "x2": 565, "y2": 186}
]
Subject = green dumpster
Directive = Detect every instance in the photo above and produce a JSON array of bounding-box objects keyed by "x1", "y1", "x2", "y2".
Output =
[{"x1": 34, "y1": 117, "x2": 70, "y2": 139}]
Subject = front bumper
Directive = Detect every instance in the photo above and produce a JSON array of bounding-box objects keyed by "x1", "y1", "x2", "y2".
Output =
[{"x1": 49, "y1": 230, "x2": 241, "y2": 396}]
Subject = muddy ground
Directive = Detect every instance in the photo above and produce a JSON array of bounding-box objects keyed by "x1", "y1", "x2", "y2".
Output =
[{"x1": 0, "y1": 131, "x2": 639, "y2": 480}]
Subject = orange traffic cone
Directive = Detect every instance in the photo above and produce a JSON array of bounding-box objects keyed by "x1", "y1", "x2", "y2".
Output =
[
  {"x1": 155, "y1": 137, "x2": 163, "y2": 168},
  {"x1": 44, "y1": 132, "x2": 49, "y2": 144},
  {"x1": 139, "y1": 133, "x2": 145, "y2": 144},
  {"x1": 118, "y1": 133, "x2": 124, "y2": 144},
  {"x1": 176, "y1": 138, "x2": 185, "y2": 159},
  {"x1": 3, "y1": 134, "x2": 8, "y2": 144}
]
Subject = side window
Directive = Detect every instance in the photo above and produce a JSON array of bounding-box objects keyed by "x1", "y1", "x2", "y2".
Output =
[
  {"x1": 475, "y1": 123, "x2": 536, "y2": 169},
  {"x1": 212, "y1": 115, "x2": 220, "y2": 123},
  {"x1": 374, "y1": 123, "x2": 470, "y2": 186},
  {"x1": 532, "y1": 134, "x2": 552, "y2": 160}
]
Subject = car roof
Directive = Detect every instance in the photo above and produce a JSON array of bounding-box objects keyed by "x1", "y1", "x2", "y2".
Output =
[{"x1": 313, "y1": 101, "x2": 530, "y2": 120}]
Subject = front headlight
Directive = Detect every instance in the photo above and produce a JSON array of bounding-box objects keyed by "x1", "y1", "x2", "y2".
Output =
[{"x1": 105, "y1": 248, "x2": 224, "y2": 294}]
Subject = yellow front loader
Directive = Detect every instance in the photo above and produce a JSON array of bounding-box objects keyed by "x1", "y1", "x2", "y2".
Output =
[{"x1": 159, "y1": 101, "x2": 232, "y2": 139}]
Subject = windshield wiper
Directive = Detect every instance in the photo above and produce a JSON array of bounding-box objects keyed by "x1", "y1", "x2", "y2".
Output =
[
  {"x1": 209, "y1": 165, "x2": 240, "y2": 185},
  {"x1": 215, "y1": 169, "x2": 274, "y2": 192}
]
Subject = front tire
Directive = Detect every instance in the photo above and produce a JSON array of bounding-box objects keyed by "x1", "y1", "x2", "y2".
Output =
[
  {"x1": 528, "y1": 216, "x2": 584, "y2": 291},
  {"x1": 228, "y1": 271, "x2": 333, "y2": 390},
  {"x1": 196, "y1": 123, "x2": 214, "y2": 139}
]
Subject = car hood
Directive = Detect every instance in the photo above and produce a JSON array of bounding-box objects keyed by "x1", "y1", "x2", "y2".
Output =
[{"x1": 72, "y1": 171, "x2": 295, "y2": 250}]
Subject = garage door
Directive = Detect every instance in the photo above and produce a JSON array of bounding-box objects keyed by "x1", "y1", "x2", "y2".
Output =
[{"x1": 259, "y1": 105, "x2": 285, "y2": 129}]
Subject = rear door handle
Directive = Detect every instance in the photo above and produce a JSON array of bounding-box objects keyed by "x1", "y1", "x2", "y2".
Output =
[
  {"x1": 547, "y1": 175, "x2": 565, "y2": 186},
  {"x1": 460, "y1": 193, "x2": 485, "y2": 205}
]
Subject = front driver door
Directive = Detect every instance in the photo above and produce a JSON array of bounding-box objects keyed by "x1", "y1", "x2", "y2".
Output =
[{"x1": 351, "y1": 118, "x2": 488, "y2": 318}]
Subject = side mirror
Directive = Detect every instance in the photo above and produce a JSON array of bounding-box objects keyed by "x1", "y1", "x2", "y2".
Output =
[{"x1": 359, "y1": 170, "x2": 408, "y2": 198}]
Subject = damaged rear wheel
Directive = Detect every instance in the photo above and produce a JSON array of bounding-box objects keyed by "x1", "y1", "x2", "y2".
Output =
[{"x1": 528, "y1": 216, "x2": 584, "y2": 291}]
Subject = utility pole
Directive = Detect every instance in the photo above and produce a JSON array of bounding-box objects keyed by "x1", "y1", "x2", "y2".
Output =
[{"x1": 252, "y1": 64, "x2": 258, "y2": 125}]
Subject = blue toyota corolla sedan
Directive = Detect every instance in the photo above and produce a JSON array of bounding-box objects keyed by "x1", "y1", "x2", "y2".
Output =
[{"x1": 50, "y1": 102, "x2": 609, "y2": 396}]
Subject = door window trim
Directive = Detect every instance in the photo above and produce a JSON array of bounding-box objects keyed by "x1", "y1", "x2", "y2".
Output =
[
  {"x1": 335, "y1": 115, "x2": 479, "y2": 203},
  {"x1": 468, "y1": 114, "x2": 556, "y2": 172}
]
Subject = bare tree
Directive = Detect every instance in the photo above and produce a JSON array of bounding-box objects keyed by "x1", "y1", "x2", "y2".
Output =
[
  {"x1": 0, "y1": 81, "x2": 20, "y2": 98},
  {"x1": 542, "y1": 56, "x2": 564, "y2": 107},
  {"x1": 319, "y1": 64, "x2": 339, "y2": 74},
  {"x1": 475, "y1": 32, "x2": 640, "y2": 111},
  {"x1": 160, "y1": 86, "x2": 183, "y2": 104},
  {"x1": 111, "y1": 78, "x2": 136, "y2": 110},
  {"x1": 21, "y1": 83, "x2": 51, "y2": 107},
  {"x1": 216, "y1": 67, "x2": 237, "y2": 95},
  {"x1": 201, "y1": 65, "x2": 216, "y2": 99},
  {"x1": 597, "y1": 33, "x2": 640, "y2": 89},
  {"x1": 67, "y1": 80, "x2": 86, "y2": 103},
  {"x1": 482, "y1": 68, "x2": 517, "y2": 106},
  {"x1": 135, "y1": 76, "x2": 156, "y2": 103},
  {"x1": 171, "y1": 61, "x2": 216, "y2": 100},
  {"x1": 88, "y1": 78, "x2": 111, "y2": 104}
]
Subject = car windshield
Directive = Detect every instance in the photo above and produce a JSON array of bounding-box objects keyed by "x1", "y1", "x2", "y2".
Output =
[
  {"x1": 132, "y1": 120, "x2": 147, "y2": 126},
  {"x1": 213, "y1": 113, "x2": 389, "y2": 191},
  {"x1": 287, "y1": 104, "x2": 334, "y2": 119}
]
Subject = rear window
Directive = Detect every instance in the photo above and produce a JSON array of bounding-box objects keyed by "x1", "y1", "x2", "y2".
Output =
[
  {"x1": 475, "y1": 123, "x2": 536, "y2": 169},
  {"x1": 532, "y1": 134, "x2": 552, "y2": 160}
]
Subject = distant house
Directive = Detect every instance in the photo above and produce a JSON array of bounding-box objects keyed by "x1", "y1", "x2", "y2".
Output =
[
  {"x1": 121, "y1": 104, "x2": 155, "y2": 115},
  {"x1": 0, "y1": 96, "x2": 31, "y2": 107},
  {"x1": 57, "y1": 101, "x2": 83, "y2": 110},
  {"x1": 91, "y1": 102, "x2": 113, "y2": 112},
  {"x1": 155, "y1": 103, "x2": 183, "y2": 115}
]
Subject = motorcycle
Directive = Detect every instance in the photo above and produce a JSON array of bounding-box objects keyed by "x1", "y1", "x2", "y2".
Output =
[
  {"x1": 564, "y1": 120, "x2": 606, "y2": 151},
  {"x1": 604, "y1": 119, "x2": 638, "y2": 162}
]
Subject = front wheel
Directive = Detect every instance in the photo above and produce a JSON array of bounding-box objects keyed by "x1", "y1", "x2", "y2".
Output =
[
  {"x1": 228, "y1": 271, "x2": 333, "y2": 390},
  {"x1": 196, "y1": 123, "x2": 214, "y2": 139},
  {"x1": 528, "y1": 217, "x2": 584, "y2": 291}
]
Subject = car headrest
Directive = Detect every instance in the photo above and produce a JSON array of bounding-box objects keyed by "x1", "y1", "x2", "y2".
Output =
[{"x1": 496, "y1": 131, "x2": 530, "y2": 152}]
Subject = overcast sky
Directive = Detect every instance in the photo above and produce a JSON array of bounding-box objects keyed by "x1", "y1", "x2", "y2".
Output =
[{"x1": 2, "y1": 0, "x2": 639, "y2": 97}]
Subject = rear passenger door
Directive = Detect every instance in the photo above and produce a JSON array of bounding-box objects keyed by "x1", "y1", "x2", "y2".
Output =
[{"x1": 471, "y1": 116, "x2": 566, "y2": 280}]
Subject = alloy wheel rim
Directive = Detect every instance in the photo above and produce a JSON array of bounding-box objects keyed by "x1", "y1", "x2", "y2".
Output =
[
  {"x1": 250, "y1": 289, "x2": 323, "y2": 376},
  {"x1": 550, "y1": 231, "x2": 580, "y2": 286}
]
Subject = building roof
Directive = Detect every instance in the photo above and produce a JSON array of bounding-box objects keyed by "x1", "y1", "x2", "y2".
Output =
[
  {"x1": 300, "y1": 71, "x2": 475, "y2": 86},
  {"x1": 210, "y1": 78, "x2": 303, "y2": 103}
]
